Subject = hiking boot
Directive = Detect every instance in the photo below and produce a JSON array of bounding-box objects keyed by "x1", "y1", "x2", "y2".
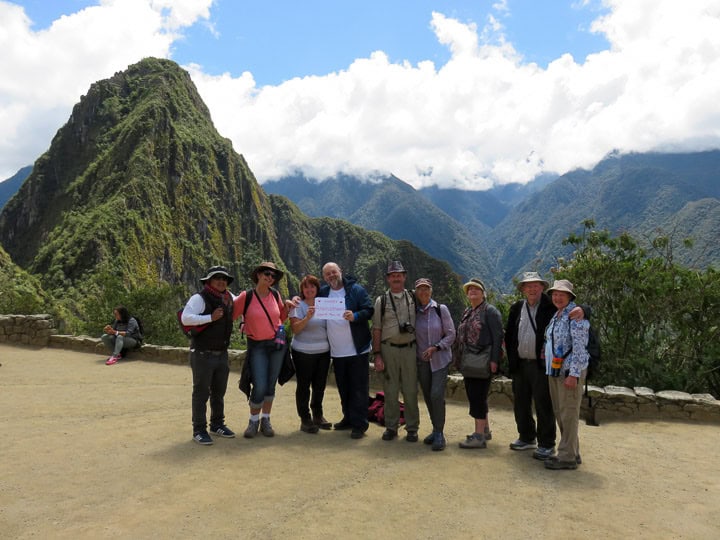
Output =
[
  {"x1": 333, "y1": 418, "x2": 351, "y2": 430},
  {"x1": 243, "y1": 420, "x2": 260, "y2": 439},
  {"x1": 105, "y1": 355, "x2": 119, "y2": 366},
  {"x1": 301, "y1": 418, "x2": 319, "y2": 434},
  {"x1": 313, "y1": 416, "x2": 332, "y2": 430},
  {"x1": 260, "y1": 417, "x2": 275, "y2": 437},
  {"x1": 405, "y1": 431, "x2": 419, "y2": 443},
  {"x1": 509, "y1": 438, "x2": 537, "y2": 451},
  {"x1": 192, "y1": 431, "x2": 213, "y2": 445},
  {"x1": 423, "y1": 432, "x2": 436, "y2": 445},
  {"x1": 382, "y1": 428, "x2": 398, "y2": 441},
  {"x1": 209, "y1": 425, "x2": 236, "y2": 438},
  {"x1": 459, "y1": 433, "x2": 486, "y2": 449},
  {"x1": 544, "y1": 458, "x2": 578, "y2": 470},
  {"x1": 484, "y1": 426, "x2": 492, "y2": 441},
  {"x1": 431, "y1": 432, "x2": 446, "y2": 452},
  {"x1": 532, "y1": 446, "x2": 555, "y2": 460}
]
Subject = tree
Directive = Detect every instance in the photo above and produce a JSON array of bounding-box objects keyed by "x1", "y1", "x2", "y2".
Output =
[{"x1": 553, "y1": 220, "x2": 720, "y2": 395}]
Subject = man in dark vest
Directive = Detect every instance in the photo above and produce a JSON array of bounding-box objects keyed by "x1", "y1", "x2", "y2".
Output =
[{"x1": 181, "y1": 265, "x2": 239, "y2": 445}]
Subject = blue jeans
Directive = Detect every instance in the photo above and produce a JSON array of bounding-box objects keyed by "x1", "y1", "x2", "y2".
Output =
[
  {"x1": 417, "y1": 362, "x2": 449, "y2": 433},
  {"x1": 101, "y1": 333, "x2": 138, "y2": 356},
  {"x1": 247, "y1": 339, "x2": 286, "y2": 409}
]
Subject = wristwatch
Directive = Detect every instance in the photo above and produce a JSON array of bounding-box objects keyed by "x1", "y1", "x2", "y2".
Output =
[{"x1": 433, "y1": 342, "x2": 441, "y2": 350}]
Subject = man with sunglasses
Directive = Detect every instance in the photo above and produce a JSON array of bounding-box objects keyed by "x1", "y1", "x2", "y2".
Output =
[{"x1": 181, "y1": 265, "x2": 239, "y2": 445}]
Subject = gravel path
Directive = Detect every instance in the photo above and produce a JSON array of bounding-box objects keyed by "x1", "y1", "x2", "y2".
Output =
[{"x1": 1, "y1": 343, "x2": 718, "y2": 539}]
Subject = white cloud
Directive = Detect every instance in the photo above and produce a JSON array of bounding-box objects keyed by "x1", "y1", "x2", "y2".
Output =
[
  {"x1": 1, "y1": 0, "x2": 719, "y2": 190},
  {"x1": 190, "y1": 0, "x2": 720, "y2": 188},
  {"x1": 0, "y1": 0, "x2": 212, "y2": 178}
]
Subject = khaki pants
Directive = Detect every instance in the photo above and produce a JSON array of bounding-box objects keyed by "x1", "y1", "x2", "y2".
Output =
[
  {"x1": 380, "y1": 342, "x2": 419, "y2": 432},
  {"x1": 548, "y1": 369, "x2": 586, "y2": 462}
]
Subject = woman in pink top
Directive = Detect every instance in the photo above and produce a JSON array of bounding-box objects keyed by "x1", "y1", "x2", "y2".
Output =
[{"x1": 233, "y1": 262, "x2": 295, "y2": 439}]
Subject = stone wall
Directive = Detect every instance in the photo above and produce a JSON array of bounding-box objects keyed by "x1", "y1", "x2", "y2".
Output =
[
  {"x1": 5, "y1": 315, "x2": 720, "y2": 424},
  {"x1": 0, "y1": 314, "x2": 56, "y2": 346}
]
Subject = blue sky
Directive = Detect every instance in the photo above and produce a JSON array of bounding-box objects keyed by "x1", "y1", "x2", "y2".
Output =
[
  {"x1": 1, "y1": 1, "x2": 719, "y2": 187},
  {"x1": 17, "y1": 1, "x2": 610, "y2": 86}
]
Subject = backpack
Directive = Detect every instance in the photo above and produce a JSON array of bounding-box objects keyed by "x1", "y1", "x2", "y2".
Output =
[
  {"x1": 132, "y1": 316, "x2": 145, "y2": 342},
  {"x1": 177, "y1": 307, "x2": 208, "y2": 338},
  {"x1": 563, "y1": 319, "x2": 601, "y2": 380},
  {"x1": 585, "y1": 325, "x2": 601, "y2": 381},
  {"x1": 177, "y1": 290, "x2": 217, "y2": 338},
  {"x1": 367, "y1": 391, "x2": 406, "y2": 426}
]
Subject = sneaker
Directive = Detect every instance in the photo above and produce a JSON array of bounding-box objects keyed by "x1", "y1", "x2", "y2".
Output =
[
  {"x1": 105, "y1": 355, "x2": 119, "y2": 366},
  {"x1": 243, "y1": 420, "x2": 259, "y2": 439},
  {"x1": 260, "y1": 417, "x2": 275, "y2": 437},
  {"x1": 405, "y1": 431, "x2": 419, "y2": 443},
  {"x1": 484, "y1": 426, "x2": 492, "y2": 441},
  {"x1": 301, "y1": 418, "x2": 319, "y2": 434},
  {"x1": 459, "y1": 433, "x2": 487, "y2": 449},
  {"x1": 210, "y1": 425, "x2": 235, "y2": 438},
  {"x1": 313, "y1": 416, "x2": 332, "y2": 430},
  {"x1": 382, "y1": 428, "x2": 398, "y2": 441},
  {"x1": 423, "y1": 432, "x2": 436, "y2": 445},
  {"x1": 192, "y1": 431, "x2": 213, "y2": 445},
  {"x1": 532, "y1": 446, "x2": 555, "y2": 460},
  {"x1": 350, "y1": 428, "x2": 365, "y2": 439},
  {"x1": 544, "y1": 458, "x2": 578, "y2": 470},
  {"x1": 431, "y1": 432, "x2": 446, "y2": 452},
  {"x1": 509, "y1": 438, "x2": 537, "y2": 451}
]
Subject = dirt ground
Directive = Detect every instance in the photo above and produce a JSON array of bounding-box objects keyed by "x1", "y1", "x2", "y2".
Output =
[{"x1": 1, "y1": 343, "x2": 719, "y2": 539}]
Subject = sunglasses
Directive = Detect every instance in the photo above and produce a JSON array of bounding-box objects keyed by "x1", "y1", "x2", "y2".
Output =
[
  {"x1": 211, "y1": 275, "x2": 230, "y2": 282},
  {"x1": 262, "y1": 270, "x2": 277, "y2": 279}
]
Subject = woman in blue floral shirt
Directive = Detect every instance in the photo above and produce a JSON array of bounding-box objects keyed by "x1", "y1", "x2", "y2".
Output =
[{"x1": 543, "y1": 279, "x2": 589, "y2": 470}]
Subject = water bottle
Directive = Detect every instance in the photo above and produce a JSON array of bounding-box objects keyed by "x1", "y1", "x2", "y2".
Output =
[
  {"x1": 550, "y1": 346, "x2": 563, "y2": 377},
  {"x1": 274, "y1": 324, "x2": 286, "y2": 349}
]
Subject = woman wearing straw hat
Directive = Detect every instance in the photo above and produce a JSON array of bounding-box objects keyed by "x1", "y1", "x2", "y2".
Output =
[
  {"x1": 543, "y1": 279, "x2": 590, "y2": 470},
  {"x1": 233, "y1": 262, "x2": 297, "y2": 438},
  {"x1": 453, "y1": 278, "x2": 503, "y2": 449}
]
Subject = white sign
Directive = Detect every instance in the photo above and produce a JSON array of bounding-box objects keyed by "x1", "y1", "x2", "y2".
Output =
[{"x1": 314, "y1": 297, "x2": 346, "y2": 320}]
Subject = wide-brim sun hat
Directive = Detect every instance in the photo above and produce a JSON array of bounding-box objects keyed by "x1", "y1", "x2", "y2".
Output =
[
  {"x1": 516, "y1": 271, "x2": 549, "y2": 291},
  {"x1": 251, "y1": 261, "x2": 284, "y2": 284},
  {"x1": 547, "y1": 279, "x2": 576, "y2": 300},
  {"x1": 462, "y1": 278, "x2": 486, "y2": 294},
  {"x1": 200, "y1": 265, "x2": 234, "y2": 285}
]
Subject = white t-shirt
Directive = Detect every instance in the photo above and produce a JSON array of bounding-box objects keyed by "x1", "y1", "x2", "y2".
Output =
[{"x1": 325, "y1": 287, "x2": 357, "y2": 358}]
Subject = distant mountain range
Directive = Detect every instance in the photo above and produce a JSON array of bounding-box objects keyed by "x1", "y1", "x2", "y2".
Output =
[
  {"x1": 0, "y1": 165, "x2": 31, "y2": 210},
  {"x1": 2, "y1": 59, "x2": 719, "y2": 299},
  {"x1": 265, "y1": 151, "x2": 720, "y2": 286},
  {"x1": 0, "y1": 58, "x2": 466, "y2": 318}
]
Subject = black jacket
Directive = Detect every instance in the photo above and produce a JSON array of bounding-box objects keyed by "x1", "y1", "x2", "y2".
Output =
[{"x1": 505, "y1": 293, "x2": 556, "y2": 374}]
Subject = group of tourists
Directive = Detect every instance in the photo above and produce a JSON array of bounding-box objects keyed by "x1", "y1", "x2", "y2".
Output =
[{"x1": 145, "y1": 260, "x2": 590, "y2": 471}]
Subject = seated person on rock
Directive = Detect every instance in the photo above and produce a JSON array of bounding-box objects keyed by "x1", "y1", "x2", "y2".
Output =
[{"x1": 101, "y1": 305, "x2": 143, "y2": 365}]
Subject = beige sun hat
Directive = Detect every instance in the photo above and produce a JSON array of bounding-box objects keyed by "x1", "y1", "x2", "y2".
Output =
[
  {"x1": 462, "y1": 277, "x2": 486, "y2": 294},
  {"x1": 516, "y1": 271, "x2": 550, "y2": 291},
  {"x1": 547, "y1": 279, "x2": 576, "y2": 299}
]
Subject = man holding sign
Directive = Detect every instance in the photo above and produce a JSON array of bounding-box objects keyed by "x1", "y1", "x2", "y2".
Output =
[{"x1": 319, "y1": 262, "x2": 374, "y2": 440}]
